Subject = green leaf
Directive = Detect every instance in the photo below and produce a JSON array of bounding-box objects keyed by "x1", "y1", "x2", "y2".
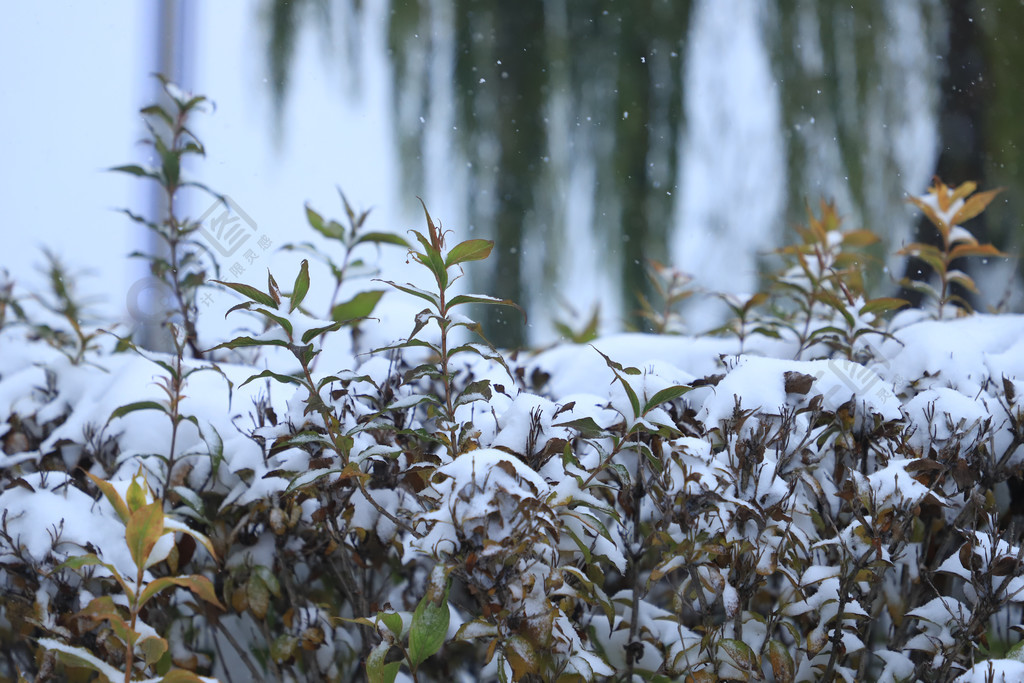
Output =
[
  {"x1": 301, "y1": 320, "x2": 345, "y2": 344},
  {"x1": 252, "y1": 565, "x2": 282, "y2": 597},
  {"x1": 354, "y1": 231, "x2": 410, "y2": 248},
  {"x1": 305, "y1": 206, "x2": 323, "y2": 231},
  {"x1": 371, "y1": 338, "x2": 439, "y2": 357},
  {"x1": 160, "y1": 148, "x2": 180, "y2": 187},
  {"x1": 206, "y1": 335, "x2": 291, "y2": 353},
  {"x1": 290, "y1": 259, "x2": 310, "y2": 313},
  {"x1": 140, "y1": 104, "x2": 174, "y2": 126},
  {"x1": 332, "y1": 290, "x2": 385, "y2": 322},
  {"x1": 408, "y1": 578, "x2": 450, "y2": 668},
  {"x1": 564, "y1": 526, "x2": 593, "y2": 564},
  {"x1": 858, "y1": 297, "x2": 909, "y2": 316},
  {"x1": 446, "y1": 294, "x2": 526, "y2": 322},
  {"x1": 445, "y1": 239, "x2": 493, "y2": 268},
  {"x1": 52, "y1": 552, "x2": 111, "y2": 573},
  {"x1": 609, "y1": 462, "x2": 631, "y2": 487},
  {"x1": 239, "y1": 369, "x2": 304, "y2": 388},
  {"x1": 109, "y1": 164, "x2": 154, "y2": 178},
  {"x1": 388, "y1": 394, "x2": 441, "y2": 411},
  {"x1": 642, "y1": 385, "x2": 692, "y2": 415},
  {"x1": 252, "y1": 307, "x2": 293, "y2": 337},
  {"x1": 379, "y1": 611, "x2": 404, "y2": 638},
  {"x1": 592, "y1": 347, "x2": 641, "y2": 375},
  {"x1": 453, "y1": 379, "x2": 493, "y2": 408},
  {"x1": 108, "y1": 401, "x2": 166, "y2": 422},
  {"x1": 620, "y1": 380, "x2": 641, "y2": 421},
  {"x1": 366, "y1": 640, "x2": 401, "y2": 683},
  {"x1": 126, "y1": 502, "x2": 165, "y2": 569},
  {"x1": 817, "y1": 290, "x2": 856, "y2": 327},
  {"x1": 212, "y1": 280, "x2": 277, "y2": 308},
  {"x1": 306, "y1": 205, "x2": 344, "y2": 240},
  {"x1": 417, "y1": 198, "x2": 441, "y2": 247},
  {"x1": 552, "y1": 417, "x2": 607, "y2": 440},
  {"x1": 378, "y1": 280, "x2": 441, "y2": 309},
  {"x1": 411, "y1": 231, "x2": 449, "y2": 291}
]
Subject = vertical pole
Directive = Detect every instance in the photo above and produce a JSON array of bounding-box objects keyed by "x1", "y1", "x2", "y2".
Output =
[{"x1": 138, "y1": 0, "x2": 193, "y2": 351}]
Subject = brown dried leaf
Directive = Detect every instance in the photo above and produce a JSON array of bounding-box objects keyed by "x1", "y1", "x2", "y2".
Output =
[{"x1": 784, "y1": 371, "x2": 815, "y2": 395}]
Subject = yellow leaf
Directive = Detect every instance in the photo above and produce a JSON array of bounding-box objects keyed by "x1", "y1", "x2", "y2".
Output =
[
  {"x1": 138, "y1": 635, "x2": 168, "y2": 666},
  {"x1": 767, "y1": 640, "x2": 795, "y2": 683},
  {"x1": 951, "y1": 187, "x2": 1003, "y2": 225},
  {"x1": 126, "y1": 475, "x2": 148, "y2": 513},
  {"x1": 126, "y1": 502, "x2": 164, "y2": 571},
  {"x1": 140, "y1": 575, "x2": 225, "y2": 611},
  {"x1": 505, "y1": 635, "x2": 537, "y2": 680},
  {"x1": 949, "y1": 180, "x2": 978, "y2": 204},
  {"x1": 841, "y1": 229, "x2": 880, "y2": 248},
  {"x1": 247, "y1": 573, "x2": 270, "y2": 619},
  {"x1": 161, "y1": 670, "x2": 206, "y2": 683},
  {"x1": 230, "y1": 586, "x2": 247, "y2": 613},
  {"x1": 949, "y1": 242, "x2": 1006, "y2": 261},
  {"x1": 86, "y1": 472, "x2": 129, "y2": 524},
  {"x1": 907, "y1": 195, "x2": 949, "y2": 238}
]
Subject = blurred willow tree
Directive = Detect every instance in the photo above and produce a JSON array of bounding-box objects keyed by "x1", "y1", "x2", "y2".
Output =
[{"x1": 263, "y1": 0, "x2": 1024, "y2": 346}]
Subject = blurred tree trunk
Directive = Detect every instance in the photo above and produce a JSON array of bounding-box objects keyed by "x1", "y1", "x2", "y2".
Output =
[
  {"x1": 483, "y1": 1, "x2": 548, "y2": 348},
  {"x1": 263, "y1": 0, "x2": 1024, "y2": 344},
  {"x1": 608, "y1": 0, "x2": 688, "y2": 331},
  {"x1": 900, "y1": 0, "x2": 989, "y2": 308}
]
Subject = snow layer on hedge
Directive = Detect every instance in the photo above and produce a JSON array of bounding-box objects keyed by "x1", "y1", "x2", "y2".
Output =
[
  {"x1": 698, "y1": 356, "x2": 902, "y2": 427},
  {"x1": 9, "y1": 302, "x2": 1024, "y2": 679}
]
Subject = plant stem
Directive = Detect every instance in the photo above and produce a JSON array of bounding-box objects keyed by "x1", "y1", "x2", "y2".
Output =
[
  {"x1": 438, "y1": 292, "x2": 459, "y2": 461},
  {"x1": 125, "y1": 565, "x2": 145, "y2": 683},
  {"x1": 298, "y1": 356, "x2": 419, "y2": 537}
]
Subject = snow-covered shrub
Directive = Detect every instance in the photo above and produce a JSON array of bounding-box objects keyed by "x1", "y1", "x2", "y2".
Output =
[{"x1": 4, "y1": 81, "x2": 1024, "y2": 683}]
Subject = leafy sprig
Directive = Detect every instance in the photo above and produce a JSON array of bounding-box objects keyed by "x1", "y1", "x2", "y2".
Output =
[
  {"x1": 375, "y1": 199, "x2": 524, "y2": 461},
  {"x1": 901, "y1": 178, "x2": 1007, "y2": 318}
]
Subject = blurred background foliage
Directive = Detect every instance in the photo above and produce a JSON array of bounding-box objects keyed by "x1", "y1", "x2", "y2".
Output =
[{"x1": 263, "y1": 0, "x2": 1024, "y2": 347}]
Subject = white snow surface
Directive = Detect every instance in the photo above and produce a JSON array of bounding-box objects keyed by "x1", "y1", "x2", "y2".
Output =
[{"x1": 8, "y1": 305, "x2": 1024, "y2": 678}]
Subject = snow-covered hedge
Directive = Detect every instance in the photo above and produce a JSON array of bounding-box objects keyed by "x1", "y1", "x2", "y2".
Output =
[{"x1": 2, "y1": 82, "x2": 1024, "y2": 683}]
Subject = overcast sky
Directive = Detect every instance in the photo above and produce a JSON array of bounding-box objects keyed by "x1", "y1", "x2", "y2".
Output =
[{"x1": 1, "y1": 2, "x2": 425, "y2": 328}]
